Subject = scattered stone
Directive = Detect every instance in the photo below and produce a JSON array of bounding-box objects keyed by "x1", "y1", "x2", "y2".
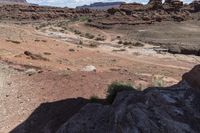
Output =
[
  {"x1": 25, "y1": 68, "x2": 37, "y2": 76},
  {"x1": 24, "y1": 51, "x2": 49, "y2": 61},
  {"x1": 43, "y1": 52, "x2": 51, "y2": 55},
  {"x1": 69, "y1": 49, "x2": 75, "y2": 52},
  {"x1": 81, "y1": 65, "x2": 96, "y2": 72},
  {"x1": 133, "y1": 42, "x2": 145, "y2": 47}
]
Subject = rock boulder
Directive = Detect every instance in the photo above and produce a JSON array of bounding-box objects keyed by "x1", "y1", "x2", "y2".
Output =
[{"x1": 57, "y1": 65, "x2": 200, "y2": 133}]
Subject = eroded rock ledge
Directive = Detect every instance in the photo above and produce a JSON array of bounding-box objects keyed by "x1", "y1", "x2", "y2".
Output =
[{"x1": 57, "y1": 65, "x2": 200, "y2": 133}]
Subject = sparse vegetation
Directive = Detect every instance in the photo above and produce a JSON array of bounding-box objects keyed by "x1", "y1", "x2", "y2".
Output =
[
  {"x1": 132, "y1": 42, "x2": 144, "y2": 47},
  {"x1": 106, "y1": 82, "x2": 135, "y2": 103},
  {"x1": 79, "y1": 40, "x2": 83, "y2": 45},
  {"x1": 85, "y1": 33, "x2": 95, "y2": 39},
  {"x1": 95, "y1": 37, "x2": 105, "y2": 41},
  {"x1": 90, "y1": 96, "x2": 100, "y2": 103},
  {"x1": 89, "y1": 43, "x2": 98, "y2": 48},
  {"x1": 123, "y1": 41, "x2": 132, "y2": 46},
  {"x1": 74, "y1": 30, "x2": 81, "y2": 35},
  {"x1": 118, "y1": 40, "x2": 123, "y2": 44},
  {"x1": 152, "y1": 76, "x2": 165, "y2": 87},
  {"x1": 79, "y1": 16, "x2": 90, "y2": 22}
]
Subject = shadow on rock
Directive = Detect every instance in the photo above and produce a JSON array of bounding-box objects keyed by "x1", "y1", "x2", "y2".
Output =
[{"x1": 10, "y1": 98, "x2": 90, "y2": 133}]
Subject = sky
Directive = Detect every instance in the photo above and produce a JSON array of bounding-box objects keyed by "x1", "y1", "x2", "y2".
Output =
[{"x1": 27, "y1": 0, "x2": 193, "y2": 8}]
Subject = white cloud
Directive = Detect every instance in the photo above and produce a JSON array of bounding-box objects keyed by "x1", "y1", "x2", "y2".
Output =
[{"x1": 27, "y1": 0, "x2": 192, "y2": 8}]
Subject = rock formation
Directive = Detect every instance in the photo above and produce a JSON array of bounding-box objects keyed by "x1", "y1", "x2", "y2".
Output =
[
  {"x1": 148, "y1": 0, "x2": 163, "y2": 9},
  {"x1": 120, "y1": 3, "x2": 145, "y2": 11},
  {"x1": 57, "y1": 65, "x2": 200, "y2": 133},
  {"x1": 192, "y1": 0, "x2": 200, "y2": 12},
  {"x1": 163, "y1": 0, "x2": 184, "y2": 11},
  {"x1": 0, "y1": 4, "x2": 93, "y2": 20}
]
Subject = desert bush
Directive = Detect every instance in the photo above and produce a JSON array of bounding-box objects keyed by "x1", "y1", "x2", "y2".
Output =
[
  {"x1": 116, "y1": 36, "x2": 121, "y2": 39},
  {"x1": 85, "y1": 33, "x2": 95, "y2": 39},
  {"x1": 74, "y1": 30, "x2": 81, "y2": 35},
  {"x1": 89, "y1": 43, "x2": 98, "y2": 48},
  {"x1": 79, "y1": 16, "x2": 90, "y2": 22},
  {"x1": 79, "y1": 40, "x2": 83, "y2": 45},
  {"x1": 87, "y1": 19, "x2": 92, "y2": 23},
  {"x1": 106, "y1": 82, "x2": 135, "y2": 103},
  {"x1": 152, "y1": 76, "x2": 165, "y2": 87},
  {"x1": 95, "y1": 37, "x2": 105, "y2": 41},
  {"x1": 132, "y1": 42, "x2": 144, "y2": 47},
  {"x1": 118, "y1": 40, "x2": 123, "y2": 44},
  {"x1": 90, "y1": 96, "x2": 100, "y2": 103},
  {"x1": 123, "y1": 41, "x2": 132, "y2": 45}
]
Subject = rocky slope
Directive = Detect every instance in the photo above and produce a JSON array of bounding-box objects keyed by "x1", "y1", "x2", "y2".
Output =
[
  {"x1": 57, "y1": 65, "x2": 200, "y2": 133},
  {"x1": 86, "y1": 0, "x2": 200, "y2": 29},
  {"x1": 0, "y1": 4, "x2": 92, "y2": 20}
]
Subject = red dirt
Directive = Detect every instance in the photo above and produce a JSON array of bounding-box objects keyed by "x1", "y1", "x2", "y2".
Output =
[{"x1": 0, "y1": 22, "x2": 198, "y2": 132}]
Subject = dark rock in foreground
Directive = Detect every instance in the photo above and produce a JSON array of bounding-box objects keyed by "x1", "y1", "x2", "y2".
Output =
[{"x1": 57, "y1": 65, "x2": 200, "y2": 133}]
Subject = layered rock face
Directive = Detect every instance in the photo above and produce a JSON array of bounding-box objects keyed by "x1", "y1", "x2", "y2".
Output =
[
  {"x1": 0, "y1": 4, "x2": 93, "y2": 20},
  {"x1": 88, "y1": 0, "x2": 198, "y2": 28},
  {"x1": 57, "y1": 65, "x2": 200, "y2": 133}
]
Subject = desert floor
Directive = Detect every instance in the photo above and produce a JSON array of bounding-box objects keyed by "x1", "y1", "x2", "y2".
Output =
[{"x1": 0, "y1": 21, "x2": 199, "y2": 132}]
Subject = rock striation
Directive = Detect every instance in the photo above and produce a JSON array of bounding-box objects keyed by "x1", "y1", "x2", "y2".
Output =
[
  {"x1": 57, "y1": 65, "x2": 200, "y2": 133},
  {"x1": 0, "y1": 4, "x2": 93, "y2": 20}
]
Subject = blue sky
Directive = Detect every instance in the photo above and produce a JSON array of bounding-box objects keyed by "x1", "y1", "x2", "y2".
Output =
[{"x1": 27, "y1": 0, "x2": 192, "y2": 8}]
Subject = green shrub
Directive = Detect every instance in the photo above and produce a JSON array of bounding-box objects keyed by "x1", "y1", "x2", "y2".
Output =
[
  {"x1": 90, "y1": 96, "x2": 100, "y2": 103},
  {"x1": 79, "y1": 16, "x2": 90, "y2": 22},
  {"x1": 85, "y1": 33, "x2": 95, "y2": 39},
  {"x1": 106, "y1": 82, "x2": 135, "y2": 104},
  {"x1": 74, "y1": 30, "x2": 81, "y2": 35},
  {"x1": 79, "y1": 40, "x2": 83, "y2": 45},
  {"x1": 95, "y1": 37, "x2": 105, "y2": 41}
]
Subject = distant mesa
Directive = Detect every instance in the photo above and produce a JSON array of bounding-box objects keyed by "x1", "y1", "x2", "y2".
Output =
[
  {"x1": 76, "y1": 2, "x2": 126, "y2": 10},
  {"x1": 0, "y1": 0, "x2": 28, "y2": 4}
]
